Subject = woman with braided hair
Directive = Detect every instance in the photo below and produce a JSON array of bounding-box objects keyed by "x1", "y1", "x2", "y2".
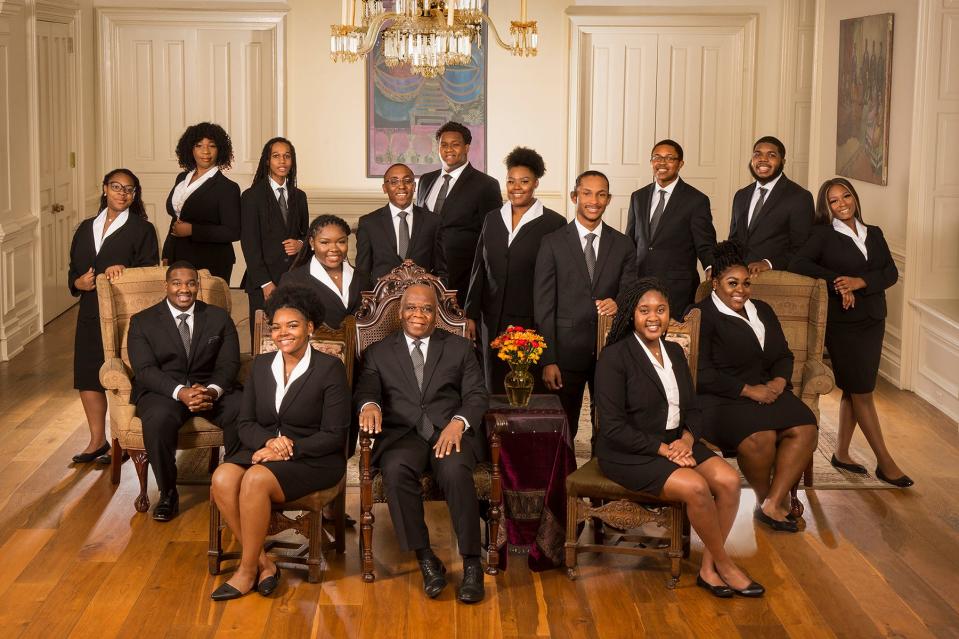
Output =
[{"x1": 595, "y1": 278, "x2": 764, "y2": 598}]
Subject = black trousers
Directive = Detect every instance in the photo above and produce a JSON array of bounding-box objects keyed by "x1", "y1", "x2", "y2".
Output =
[
  {"x1": 379, "y1": 431, "x2": 481, "y2": 556},
  {"x1": 552, "y1": 364, "x2": 596, "y2": 440},
  {"x1": 137, "y1": 390, "x2": 242, "y2": 494}
]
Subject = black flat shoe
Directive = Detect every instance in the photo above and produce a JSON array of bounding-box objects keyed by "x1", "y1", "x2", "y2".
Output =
[
  {"x1": 257, "y1": 566, "x2": 281, "y2": 597},
  {"x1": 754, "y1": 507, "x2": 799, "y2": 533},
  {"x1": 152, "y1": 491, "x2": 179, "y2": 522},
  {"x1": 418, "y1": 555, "x2": 447, "y2": 599},
  {"x1": 724, "y1": 579, "x2": 766, "y2": 598},
  {"x1": 831, "y1": 454, "x2": 867, "y2": 474},
  {"x1": 457, "y1": 559, "x2": 485, "y2": 604},
  {"x1": 72, "y1": 443, "x2": 110, "y2": 464},
  {"x1": 875, "y1": 467, "x2": 914, "y2": 488},
  {"x1": 696, "y1": 574, "x2": 733, "y2": 598},
  {"x1": 96, "y1": 450, "x2": 129, "y2": 465},
  {"x1": 211, "y1": 582, "x2": 252, "y2": 601}
]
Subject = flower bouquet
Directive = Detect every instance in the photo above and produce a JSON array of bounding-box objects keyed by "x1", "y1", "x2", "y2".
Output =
[{"x1": 489, "y1": 325, "x2": 547, "y2": 407}]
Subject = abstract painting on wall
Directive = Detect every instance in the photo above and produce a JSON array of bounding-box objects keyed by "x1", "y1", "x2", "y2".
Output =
[
  {"x1": 836, "y1": 13, "x2": 894, "y2": 186},
  {"x1": 366, "y1": 1, "x2": 488, "y2": 177}
]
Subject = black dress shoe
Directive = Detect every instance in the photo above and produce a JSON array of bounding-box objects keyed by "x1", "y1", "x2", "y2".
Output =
[
  {"x1": 211, "y1": 582, "x2": 251, "y2": 601},
  {"x1": 72, "y1": 443, "x2": 110, "y2": 464},
  {"x1": 723, "y1": 578, "x2": 766, "y2": 598},
  {"x1": 696, "y1": 574, "x2": 733, "y2": 598},
  {"x1": 831, "y1": 454, "x2": 867, "y2": 474},
  {"x1": 257, "y1": 566, "x2": 281, "y2": 597},
  {"x1": 418, "y1": 555, "x2": 447, "y2": 598},
  {"x1": 875, "y1": 467, "x2": 914, "y2": 488},
  {"x1": 753, "y1": 507, "x2": 798, "y2": 533},
  {"x1": 457, "y1": 559, "x2": 485, "y2": 604},
  {"x1": 152, "y1": 491, "x2": 179, "y2": 522}
]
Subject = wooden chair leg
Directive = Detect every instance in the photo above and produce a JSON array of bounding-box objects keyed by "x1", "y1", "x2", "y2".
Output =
[
  {"x1": 334, "y1": 486, "x2": 346, "y2": 554},
  {"x1": 131, "y1": 449, "x2": 150, "y2": 512},
  {"x1": 564, "y1": 493, "x2": 579, "y2": 580},
  {"x1": 666, "y1": 505, "x2": 683, "y2": 589},
  {"x1": 485, "y1": 495, "x2": 501, "y2": 576},
  {"x1": 790, "y1": 483, "x2": 804, "y2": 518},
  {"x1": 207, "y1": 447, "x2": 220, "y2": 474},
  {"x1": 803, "y1": 456, "x2": 814, "y2": 487},
  {"x1": 208, "y1": 494, "x2": 222, "y2": 575},
  {"x1": 590, "y1": 498, "x2": 604, "y2": 544},
  {"x1": 360, "y1": 496, "x2": 375, "y2": 582},
  {"x1": 110, "y1": 437, "x2": 123, "y2": 485},
  {"x1": 307, "y1": 509, "x2": 323, "y2": 584}
]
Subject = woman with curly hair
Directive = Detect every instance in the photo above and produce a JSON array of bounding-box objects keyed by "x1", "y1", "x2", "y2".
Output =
[
  {"x1": 162, "y1": 122, "x2": 241, "y2": 281},
  {"x1": 210, "y1": 284, "x2": 350, "y2": 601},
  {"x1": 464, "y1": 146, "x2": 566, "y2": 392},
  {"x1": 68, "y1": 168, "x2": 158, "y2": 464},
  {"x1": 595, "y1": 277, "x2": 764, "y2": 598},
  {"x1": 696, "y1": 241, "x2": 818, "y2": 533}
]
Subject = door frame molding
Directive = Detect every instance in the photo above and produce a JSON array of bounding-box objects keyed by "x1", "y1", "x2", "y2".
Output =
[
  {"x1": 566, "y1": 9, "x2": 758, "y2": 217},
  {"x1": 96, "y1": 7, "x2": 287, "y2": 176}
]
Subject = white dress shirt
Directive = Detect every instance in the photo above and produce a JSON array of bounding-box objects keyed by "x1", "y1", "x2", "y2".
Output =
[
  {"x1": 500, "y1": 199, "x2": 544, "y2": 246},
  {"x1": 92, "y1": 208, "x2": 130, "y2": 254},
  {"x1": 166, "y1": 300, "x2": 223, "y2": 400},
  {"x1": 268, "y1": 175, "x2": 287, "y2": 202},
  {"x1": 634, "y1": 335, "x2": 681, "y2": 430},
  {"x1": 170, "y1": 166, "x2": 220, "y2": 216},
  {"x1": 574, "y1": 218, "x2": 603, "y2": 255},
  {"x1": 648, "y1": 177, "x2": 679, "y2": 222},
  {"x1": 425, "y1": 162, "x2": 469, "y2": 211},
  {"x1": 388, "y1": 202, "x2": 413, "y2": 249},
  {"x1": 832, "y1": 217, "x2": 869, "y2": 259},
  {"x1": 271, "y1": 345, "x2": 312, "y2": 416},
  {"x1": 710, "y1": 291, "x2": 766, "y2": 350},
  {"x1": 310, "y1": 256, "x2": 354, "y2": 308}
]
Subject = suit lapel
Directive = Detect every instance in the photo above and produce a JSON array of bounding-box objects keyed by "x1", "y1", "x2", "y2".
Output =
[
  {"x1": 421, "y1": 330, "x2": 445, "y2": 394},
  {"x1": 159, "y1": 303, "x2": 189, "y2": 360},
  {"x1": 591, "y1": 223, "x2": 614, "y2": 291},
  {"x1": 377, "y1": 206, "x2": 399, "y2": 256},
  {"x1": 564, "y1": 224, "x2": 592, "y2": 288},
  {"x1": 188, "y1": 302, "x2": 208, "y2": 367},
  {"x1": 392, "y1": 332, "x2": 422, "y2": 398},
  {"x1": 650, "y1": 180, "x2": 683, "y2": 242},
  {"x1": 749, "y1": 177, "x2": 787, "y2": 236},
  {"x1": 278, "y1": 352, "x2": 315, "y2": 416},
  {"x1": 260, "y1": 180, "x2": 287, "y2": 231},
  {"x1": 510, "y1": 209, "x2": 548, "y2": 247},
  {"x1": 627, "y1": 338, "x2": 667, "y2": 399},
  {"x1": 97, "y1": 216, "x2": 132, "y2": 256},
  {"x1": 639, "y1": 185, "x2": 653, "y2": 246},
  {"x1": 418, "y1": 172, "x2": 438, "y2": 208}
]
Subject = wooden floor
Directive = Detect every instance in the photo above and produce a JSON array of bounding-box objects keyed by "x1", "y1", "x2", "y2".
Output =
[{"x1": 1, "y1": 306, "x2": 957, "y2": 639}]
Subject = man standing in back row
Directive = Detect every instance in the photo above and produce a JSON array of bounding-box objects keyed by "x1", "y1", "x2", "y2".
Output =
[{"x1": 416, "y1": 121, "x2": 502, "y2": 308}]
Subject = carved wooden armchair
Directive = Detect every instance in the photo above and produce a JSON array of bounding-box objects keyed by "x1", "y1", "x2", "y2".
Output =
[
  {"x1": 97, "y1": 266, "x2": 244, "y2": 512},
  {"x1": 695, "y1": 270, "x2": 835, "y2": 515},
  {"x1": 564, "y1": 309, "x2": 700, "y2": 588},
  {"x1": 353, "y1": 260, "x2": 503, "y2": 582},
  {"x1": 208, "y1": 311, "x2": 356, "y2": 583}
]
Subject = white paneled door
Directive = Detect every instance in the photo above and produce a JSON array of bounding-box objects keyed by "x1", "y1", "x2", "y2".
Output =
[
  {"x1": 577, "y1": 26, "x2": 746, "y2": 235},
  {"x1": 37, "y1": 19, "x2": 79, "y2": 323}
]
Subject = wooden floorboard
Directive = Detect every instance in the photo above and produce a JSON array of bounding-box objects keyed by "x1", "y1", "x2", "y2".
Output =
[{"x1": 0, "y1": 306, "x2": 957, "y2": 638}]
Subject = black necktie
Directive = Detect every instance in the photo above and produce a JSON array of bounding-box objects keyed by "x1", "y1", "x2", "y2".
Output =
[
  {"x1": 748, "y1": 187, "x2": 768, "y2": 232},
  {"x1": 584, "y1": 233, "x2": 597, "y2": 283},
  {"x1": 433, "y1": 174, "x2": 452, "y2": 215},
  {"x1": 397, "y1": 210, "x2": 410, "y2": 259},
  {"x1": 177, "y1": 313, "x2": 191, "y2": 354},
  {"x1": 277, "y1": 187, "x2": 288, "y2": 225},
  {"x1": 649, "y1": 189, "x2": 667, "y2": 238}
]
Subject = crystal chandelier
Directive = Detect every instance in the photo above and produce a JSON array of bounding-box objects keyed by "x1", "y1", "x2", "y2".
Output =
[{"x1": 331, "y1": 0, "x2": 538, "y2": 78}]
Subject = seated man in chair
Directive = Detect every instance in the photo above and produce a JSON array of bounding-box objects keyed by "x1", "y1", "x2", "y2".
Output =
[
  {"x1": 354, "y1": 284, "x2": 489, "y2": 603},
  {"x1": 128, "y1": 261, "x2": 242, "y2": 521}
]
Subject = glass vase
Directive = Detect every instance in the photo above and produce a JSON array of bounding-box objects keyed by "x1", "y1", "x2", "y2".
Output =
[{"x1": 504, "y1": 364, "x2": 534, "y2": 408}]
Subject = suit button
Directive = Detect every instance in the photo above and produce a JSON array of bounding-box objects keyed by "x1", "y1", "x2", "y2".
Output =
[{"x1": 648, "y1": 247, "x2": 654, "y2": 251}]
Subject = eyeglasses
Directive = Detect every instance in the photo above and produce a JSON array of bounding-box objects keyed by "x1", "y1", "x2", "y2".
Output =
[
  {"x1": 385, "y1": 177, "x2": 415, "y2": 187},
  {"x1": 107, "y1": 182, "x2": 136, "y2": 195},
  {"x1": 650, "y1": 155, "x2": 680, "y2": 163}
]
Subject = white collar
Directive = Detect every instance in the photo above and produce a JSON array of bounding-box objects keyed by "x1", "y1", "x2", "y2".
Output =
[
  {"x1": 653, "y1": 177, "x2": 680, "y2": 196},
  {"x1": 574, "y1": 218, "x2": 603, "y2": 240},
  {"x1": 500, "y1": 199, "x2": 544, "y2": 245},
  {"x1": 404, "y1": 332, "x2": 431, "y2": 349},
  {"x1": 309, "y1": 257, "x2": 354, "y2": 306},
  {"x1": 634, "y1": 335, "x2": 673, "y2": 372},
  {"x1": 440, "y1": 162, "x2": 469, "y2": 181},
  {"x1": 268, "y1": 175, "x2": 287, "y2": 193},
  {"x1": 754, "y1": 172, "x2": 783, "y2": 194},
  {"x1": 271, "y1": 346, "x2": 312, "y2": 413},
  {"x1": 171, "y1": 166, "x2": 219, "y2": 214},
  {"x1": 388, "y1": 202, "x2": 413, "y2": 217},
  {"x1": 166, "y1": 300, "x2": 196, "y2": 319},
  {"x1": 92, "y1": 207, "x2": 130, "y2": 253},
  {"x1": 710, "y1": 291, "x2": 766, "y2": 349}
]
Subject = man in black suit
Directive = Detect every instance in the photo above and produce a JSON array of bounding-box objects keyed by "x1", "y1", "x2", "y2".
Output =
[
  {"x1": 240, "y1": 137, "x2": 309, "y2": 344},
  {"x1": 534, "y1": 171, "x2": 638, "y2": 435},
  {"x1": 625, "y1": 139, "x2": 716, "y2": 317},
  {"x1": 354, "y1": 284, "x2": 489, "y2": 604},
  {"x1": 415, "y1": 121, "x2": 502, "y2": 308},
  {"x1": 128, "y1": 262, "x2": 242, "y2": 521},
  {"x1": 356, "y1": 163, "x2": 447, "y2": 280},
  {"x1": 728, "y1": 136, "x2": 814, "y2": 275}
]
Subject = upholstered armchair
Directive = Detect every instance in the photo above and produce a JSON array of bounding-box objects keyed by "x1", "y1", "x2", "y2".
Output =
[
  {"x1": 97, "y1": 265, "x2": 245, "y2": 512},
  {"x1": 353, "y1": 260, "x2": 503, "y2": 582}
]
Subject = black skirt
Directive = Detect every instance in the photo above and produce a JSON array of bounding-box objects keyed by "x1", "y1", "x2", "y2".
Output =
[
  {"x1": 826, "y1": 317, "x2": 884, "y2": 393},
  {"x1": 599, "y1": 429, "x2": 717, "y2": 496},
  {"x1": 74, "y1": 315, "x2": 105, "y2": 392},
  {"x1": 700, "y1": 391, "x2": 817, "y2": 452},
  {"x1": 225, "y1": 458, "x2": 344, "y2": 502}
]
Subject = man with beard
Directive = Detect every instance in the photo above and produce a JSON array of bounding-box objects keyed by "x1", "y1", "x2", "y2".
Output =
[{"x1": 728, "y1": 136, "x2": 814, "y2": 275}]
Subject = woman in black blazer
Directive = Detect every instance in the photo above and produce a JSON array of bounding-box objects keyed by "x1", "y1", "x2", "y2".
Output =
[
  {"x1": 696, "y1": 241, "x2": 818, "y2": 532},
  {"x1": 68, "y1": 168, "x2": 158, "y2": 463},
  {"x1": 464, "y1": 147, "x2": 566, "y2": 392},
  {"x1": 281, "y1": 215, "x2": 373, "y2": 329},
  {"x1": 161, "y1": 122, "x2": 241, "y2": 281},
  {"x1": 240, "y1": 137, "x2": 309, "y2": 345},
  {"x1": 210, "y1": 285, "x2": 350, "y2": 600},
  {"x1": 790, "y1": 178, "x2": 911, "y2": 487},
  {"x1": 596, "y1": 278, "x2": 763, "y2": 598}
]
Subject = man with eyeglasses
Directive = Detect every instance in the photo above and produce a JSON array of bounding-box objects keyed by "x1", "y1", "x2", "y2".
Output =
[
  {"x1": 355, "y1": 283, "x2": 489, "y2": 603},
  {"x1": 728, "y1": 136, "x2": 814, "y2": 275},
  {"x1": 356, "y1": 163, "x2": 447, "y2": 280},
  {"x1": 625, "y1": 139, "x2": 717, "y2": 318}
]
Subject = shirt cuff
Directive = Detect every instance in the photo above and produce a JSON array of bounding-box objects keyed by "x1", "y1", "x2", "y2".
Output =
[
  {"x1": 763, "y1": 258, "x2": 773, "y2": 269},
  {"x1": 360, "y1": 401, "x2": 381, "y2": 413},
  {"x1": 172, "y1": 384, "x2": 185, "y2": 401},
  {"x1": 453, "y1": 415, "x2": 470, "y2": 431},
  {"x1": 208, "y1": 384, "x2": 224, "y2": 399},
  {"x1": 260, "y1": 281, "x2": 274, "y2": 289}
]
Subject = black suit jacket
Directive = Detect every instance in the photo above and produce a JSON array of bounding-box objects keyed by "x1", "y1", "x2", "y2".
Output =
[
  {"x1": 240, "y1": 179, "x2": 309, "y2": 291},
  {"x1": 161, "y1": 170, "x2": 241, "y2": 280},
  {"x1": 355, "y1": 204, "x2": 447, "y2": 280},
  {"x1": 728, "y1": 175, "x2": 814, "y2": 270},
  {"x1": 127, "y1": 299, "x2": 240, "y2": 403},
  {"x1": 68, "y1": 214, "x2": 159, "y2": 320},
  {"x1": 353, "y1": 328, "x2": 489, "y2": 465},
  {"x1": 789, "y1": 224, "x2": 898, "y2": 323},
  {"x1": 465, "y1": 205, "x2": 567, "y2": 339},
  {"x1": 595, "y1": 338, "x2": 701, "y2": 463},
  {"x1": 229, "y1": 350, "x2": 350, "y2": 471},
  {"x1": 695, "y1": 296, "x2": 795, "y2": 407},
  {"x1": 415, "y1": 163, "x2": 502, "y2": 306},
  {"x1": 534, "y1": 222, "x2": 639, "y2": 372},
  {"x1": 280, "y1": 264, "x2": 373, "y2": 329},
  {"x1": 625, "y1": 178, "x2": 716, "y2": 314}
]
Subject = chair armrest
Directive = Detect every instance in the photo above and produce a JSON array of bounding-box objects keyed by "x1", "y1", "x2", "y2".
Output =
[
  {"x1": 801, "y1": 358, "x2": 835, "y2": 397},
  {"x1": 100, "y1": 357, "x2": 132, "y2": 394}
]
